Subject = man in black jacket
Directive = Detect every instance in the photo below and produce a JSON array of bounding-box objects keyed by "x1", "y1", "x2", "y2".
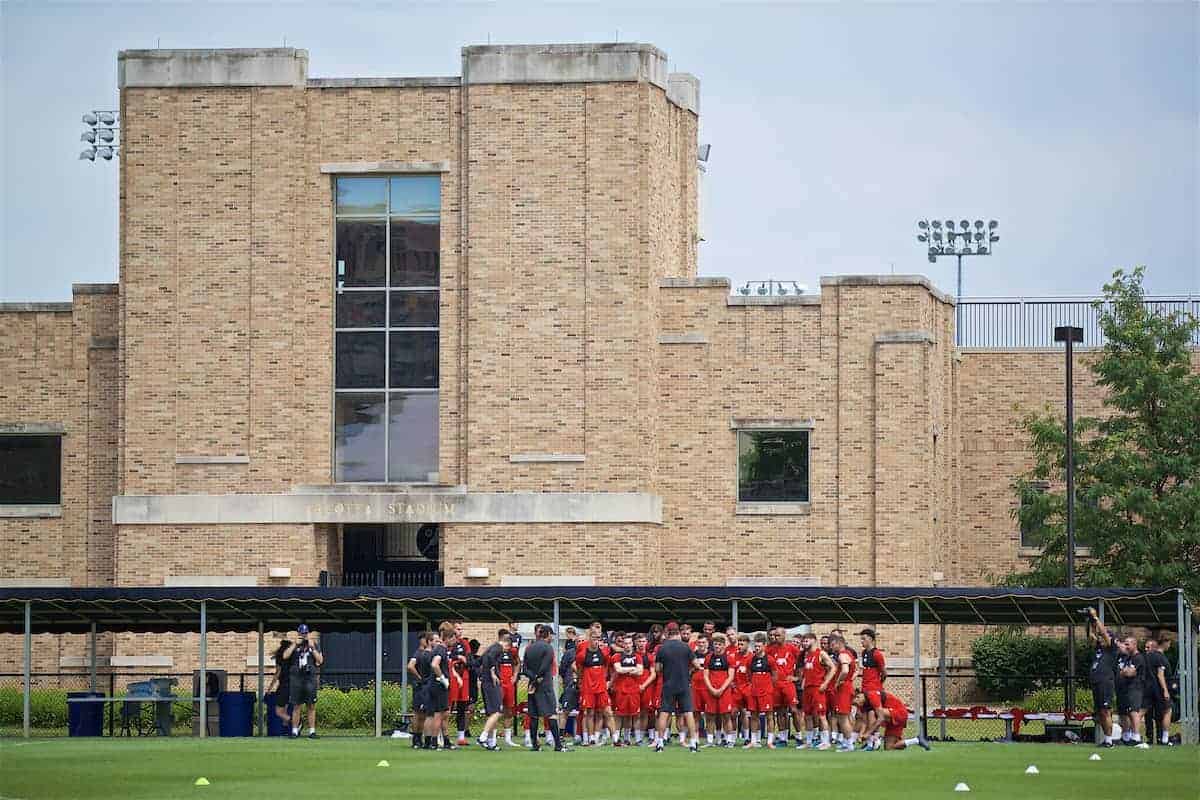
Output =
[{"x1": 522, "y1": 624, "x2": 568, "y2": 752}]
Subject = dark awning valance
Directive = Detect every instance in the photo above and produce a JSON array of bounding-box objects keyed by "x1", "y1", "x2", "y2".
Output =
[{"x1": 0, "y1": 586, "x2": 1185, "y2": 634}]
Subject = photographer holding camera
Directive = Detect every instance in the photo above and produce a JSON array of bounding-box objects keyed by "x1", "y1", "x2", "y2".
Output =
[{"x1": 282, "y1": 623, "x2": 324, "y2": 739}]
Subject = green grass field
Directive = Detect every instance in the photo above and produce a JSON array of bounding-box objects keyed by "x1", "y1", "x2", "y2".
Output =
[{"x1": 1, "y1": 738, "x2": 1196, "y2": 800}]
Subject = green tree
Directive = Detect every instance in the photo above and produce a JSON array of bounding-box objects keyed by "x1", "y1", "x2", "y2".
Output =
[{"x1": 1003, "y1": 267, "x2": 1200, "y2": 599}]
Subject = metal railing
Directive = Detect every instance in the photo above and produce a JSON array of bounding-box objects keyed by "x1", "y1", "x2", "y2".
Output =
[
  {"x1": 958, "y1": 295, "x2": 1200, "y2": 348},
  {"x1": 319, "y1": 569, "x2": 443, "y2": 588}
]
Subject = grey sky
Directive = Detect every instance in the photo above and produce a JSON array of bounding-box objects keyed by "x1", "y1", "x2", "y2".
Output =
[{"x1": 2, "y1": 1, "x2": 1196, "y2": 302}]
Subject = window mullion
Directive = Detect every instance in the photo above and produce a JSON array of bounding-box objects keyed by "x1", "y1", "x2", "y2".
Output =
[{"x1": 383, "y1": 179, "x2": 391, "y2": 482}]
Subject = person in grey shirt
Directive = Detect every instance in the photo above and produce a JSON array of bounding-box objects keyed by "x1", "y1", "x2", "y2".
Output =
[
  {"x1": 522, "y1": 624, "x2": 568, "y2": 752},
  {"x1": 654, "y1": 623, "x2": 698, "y2": 753}
]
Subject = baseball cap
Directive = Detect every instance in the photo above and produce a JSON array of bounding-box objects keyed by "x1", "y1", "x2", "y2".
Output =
[{"x1": 297, "y1": 623, "x2": 310, "y2": 635}]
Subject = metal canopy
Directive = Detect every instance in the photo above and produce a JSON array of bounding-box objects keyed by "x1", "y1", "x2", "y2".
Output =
[{"x1": 0, "y1": 586, "x2": 1184, "y2": 634}]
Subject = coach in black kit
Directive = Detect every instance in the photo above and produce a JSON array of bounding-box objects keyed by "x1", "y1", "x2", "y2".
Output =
[
  {"x1": 522, "y1": 624, "x2": 567, "y2": 751},
  {"x1": 1086, "y1": 607, "x2": 1119, "y2": 747}
]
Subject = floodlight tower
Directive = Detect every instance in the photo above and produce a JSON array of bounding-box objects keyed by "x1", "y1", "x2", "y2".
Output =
[
  {"x1": 79, "y1": 111, "x2": 120, "y2": 162},
  {"x1": 915, "y1": 218, "x2": 998, "y2": 345}
]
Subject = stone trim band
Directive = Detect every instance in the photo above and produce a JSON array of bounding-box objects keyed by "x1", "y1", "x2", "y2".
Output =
[{"x1": 113, "y1": 491, "x2": 663, "y2": 525}]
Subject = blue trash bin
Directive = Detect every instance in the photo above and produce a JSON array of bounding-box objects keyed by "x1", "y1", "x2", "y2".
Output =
[
  {"x1": 264, "y1": 692, "x2": 293, "y2": 737},
  {"x1": 68, "y1": 692, "x2": 104, "y2": 737},
  {"x1": 217, "y1": 691, "x2": 254, "y2": 737}
]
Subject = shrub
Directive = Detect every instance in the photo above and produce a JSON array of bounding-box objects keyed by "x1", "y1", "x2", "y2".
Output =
[
  {"x1": 971, "y1": 629, "x2": 1091, "y2": 699},
  {"x1": 1020, "y1": 685, "x2": 1094, "y2": 715}
]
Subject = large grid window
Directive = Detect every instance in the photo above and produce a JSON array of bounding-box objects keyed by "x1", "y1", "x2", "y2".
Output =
[
  {"x1": 0, "y1": 435, "x2": 62, "y2": 504},
  {"x1": 737, "y1": 430, "x2": 810, "y2": 503},
  {"x1": 334, "y1": 176, "x2": 440, "y2": 483}
]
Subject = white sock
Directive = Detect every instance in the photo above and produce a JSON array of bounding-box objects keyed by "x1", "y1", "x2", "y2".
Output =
[
  {"x1": 489, "y1": 733, "x2": 497, "y2": 746},
  {"x1": 1132, "y1": 733, "x2": 1141, "y2": 742},
  {"x1": 635, "y1": 728, "x2": 644, "y2": 742},
  {"x1": 1104, "y1": 735, "x2": 1113, "y2": 744},
  {"x1": 292, "y1": 727, "x2": 299, "y2": 735},
  {"x1": 849, "y1": 732, "x2": 858, "y2": 745},
  {"x1": 1162, "y1": 732, "x2": 1169, "y2": 744},
  {"x1": 821, "y1": 731, "x2": 831, "y2": 745},
  {"x1": 706, "y1": 733, "x2": 714, "y2": 744},
  {"x1": 904, "y1": 736, "x2": 921, "y2": 746},
  {"x1": 751, "y1": 731, "x2": 760, "y2": 744}
]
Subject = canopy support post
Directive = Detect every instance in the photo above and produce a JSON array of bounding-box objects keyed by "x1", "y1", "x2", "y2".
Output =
[
  {"x1": 199, "y1": 600, "x2": 207, "y2": 739},
  {"x1": 401, "y1": 605, "x2": 409, "y2": 720},
  {"x1": 938, "y1": 623, "x2": 947, "y2": 741},
  {"x1": 731, "y1": 600, "x2": 739, "y2": 631},
  {"x1": 912, "y1": 599, "x2": 923, "y2": 741},
  {"x1": 375, "y1": 599, "x2": 383, "y2": 738},
  {"x1": 23, "y1": 600, "x2": 31, "y2": 739},
  {"x1": 553, "y1": 600, "x2": 562, "y2": 684},
  {"x1": 1179, "y1": 593, "x2": 1194, "y2": 746},
  {"x1": 89, "y1": 622, "x2": 98, "y2": 694},
  {"x1": 1190, "y1": 604, "x2": 1198, "y2": 745},
  {"x1": 257, "y1": 621, "x2": 265, "y2": 737}
]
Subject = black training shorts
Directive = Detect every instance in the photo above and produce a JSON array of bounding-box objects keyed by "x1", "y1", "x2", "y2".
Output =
[
  {"x1": 1117, "y1": 688, "x2": 1143, "y2": 715},
  {"x1": 289, "y1": 675, "x2": 317, "y2": 706},
  {"x1": 426, "y1": 683, "x2": 449, "y2": 713},
  {"x1": 274, "y1": 686, "x2": 290, "y2": 708},
  {"x1": 1091, "y1": 680, "x2": 1114, "y2": 711},
  {"x1": 481, "y1": 683, "x2": 502, "y2": 716},
  {"x1": 659, "y1": 687, "x2": 692, "y2": 715}
]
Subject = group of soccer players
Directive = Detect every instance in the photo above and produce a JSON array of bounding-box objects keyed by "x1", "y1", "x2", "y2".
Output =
[{"x1": 407, "y1": 618, "x2": 929, "y2": 753}]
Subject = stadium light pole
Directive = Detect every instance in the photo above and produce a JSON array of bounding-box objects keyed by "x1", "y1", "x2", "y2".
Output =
[
  {"x1": 916, "y1": 219, "x2": 998, "y2": 345},
  {"x1": 1055, "y1": 324, "x2": 1084, "y2": 717}
]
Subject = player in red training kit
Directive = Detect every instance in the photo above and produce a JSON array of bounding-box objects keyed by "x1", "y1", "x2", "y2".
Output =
[
  {"x1": 730, "y1": 634, "x2": 753, "y2": 744},
  {"x1": 575, "y1": 629, "x2": 615, "y2": 745},
  {"x1": 635, "y1": 633, "x2": 660, "y2": 745},
  {"x1": 765, "y1": 627, "x2": 802, "y2": 747},
  {"x1": 856, "y1": 628, "x2": 887, "y2": 749},
  {"x1": 611, "y1": 633, "x2": 645, "y2": 746},
  {"x1": 689, "y1": 636, "x2": 712, "y2": 745},
  {"x1": 704, "y1": 633, "x2": 736, "y2": 747},
  {"x1": 744, "y1": 633, "x2": 777, "y2": 749},
  {"x1": 828, "y1": 633, "x2": 858, "y2": 750},
  {"x1": 855, "y1": 689, "x2": 930, "y2": 751},
  {"x1": 799, "y1": 632, "x2": 835, "y2": 750}
]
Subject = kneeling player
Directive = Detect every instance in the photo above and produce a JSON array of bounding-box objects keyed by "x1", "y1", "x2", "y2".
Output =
[{"x1": 855, "y1": 690, "x2": 929, "y2": 751}]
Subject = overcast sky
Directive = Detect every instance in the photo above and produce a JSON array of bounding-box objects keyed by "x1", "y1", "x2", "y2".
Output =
[{"x1": 2, "y1": 1, "x2": 1196, "y2": 301}]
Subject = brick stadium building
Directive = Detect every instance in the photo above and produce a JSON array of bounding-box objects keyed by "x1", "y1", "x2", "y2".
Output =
[{"x1": 1, "y1": 43, "x2": 1196, "y2": 676}]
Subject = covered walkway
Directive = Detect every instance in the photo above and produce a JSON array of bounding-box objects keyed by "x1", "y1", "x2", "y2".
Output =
[{"x1": 0, "y1": 585, "x2": 1195, "y2": 743}]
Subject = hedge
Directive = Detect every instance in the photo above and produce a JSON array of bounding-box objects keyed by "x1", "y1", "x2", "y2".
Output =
[
  {"x1": 971, "y1": 629, "x2": 1092, "y2": 700},
  {"x1": 0, "y1": 683, "x2": 424, "y2": 730}
]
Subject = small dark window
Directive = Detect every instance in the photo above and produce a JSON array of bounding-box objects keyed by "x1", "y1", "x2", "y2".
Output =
[
  {"x1": 0, "y1": 435, "x2": 62, "y2": 504},
  {"x1": 737, "y1": 430, "x2": 810, "y2": 502},
  {"x1": 1020, "y1": 482, "x2": 1061, "y2": 549}
]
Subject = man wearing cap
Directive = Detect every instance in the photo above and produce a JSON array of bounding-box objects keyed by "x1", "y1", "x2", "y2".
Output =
[{"x1": 282, "y1": 624, "x2": 323, "y2": 739}]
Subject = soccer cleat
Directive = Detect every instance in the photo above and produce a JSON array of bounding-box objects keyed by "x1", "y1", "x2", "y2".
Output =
[
  {"x1": 743, "y1": 741, "x2": 758, "y2": 749},
  {"x1": 1101, "y1": 741, "x2": 1116, "y2": 748},
  {"x1": 795, "y1": 740, "x2": 807, "y2": 749},
  {"x1": 836, "y1": 743, "x2": 854, "y2": 752},
  {"x1": 307, "y1": 732, "x2": 319, "y2": 739},
  {"x1": 655, "y1": 741, "x2": 664, "y2": 753},
  {"x1": 816, "y1": 742, "x2": 831, "y2": 751},
  {"x1": 690, "y1": 743, "x2": 699, "y2": 753},
  {"x1": 917, "y1": 739, "x2": 931, "y2": 751}
]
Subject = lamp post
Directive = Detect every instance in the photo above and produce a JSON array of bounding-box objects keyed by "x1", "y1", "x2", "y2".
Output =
[
  {"x1": 916, "y1": 219, "x2": 998, "y2": 345},
  {"x1": 1054, "y1": 324, "x2": 1084, "y2": 716}
]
